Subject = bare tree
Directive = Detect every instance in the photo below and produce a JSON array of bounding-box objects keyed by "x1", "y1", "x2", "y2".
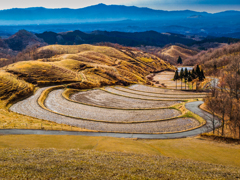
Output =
[{"x1": 205, "y1": 95, "x2": 218, "y2": 134}]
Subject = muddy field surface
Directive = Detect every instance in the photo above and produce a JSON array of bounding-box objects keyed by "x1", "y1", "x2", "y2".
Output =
[
  {"x1": 149, "y1": 71, "x2": 188, "y2": 88},
  {"x1": 114, "y1": 87, "x2": 206, "y2": 99},
  {"x1": 46, "y1": 89, "x2": 181, "y2": 123},
  {"x1": 104, "y1": 87, "x2": 182, "y2": 100},
  {"x1": 129, "y1": 85, "x2": 206, "y2": 95},
  {"x1": 10, "y1": 88, "x2": 199, "y2": 133},
  {"x1": 70, "y1": 89, "x2": 181, "y2": 109}
]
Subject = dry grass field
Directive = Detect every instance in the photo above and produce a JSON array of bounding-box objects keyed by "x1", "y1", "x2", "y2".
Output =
[
  {"x1": 161, "y1": 45, "x2": 198, "y2": 61},
  {"x1": 0, "y1": 135, "x2": 239, "y2": 179}
]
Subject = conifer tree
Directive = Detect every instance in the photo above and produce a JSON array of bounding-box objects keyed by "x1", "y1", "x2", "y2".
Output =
[
  {"x1": 174, "y1": 70, "x2": 179, "y2": 81},
  {"x1": 191, "y1": 69, "x2": 196, "y2": 79},
  {"x1": 184, "y1": 68, "x2": 188, "y2": 78},
  {"x1": 196, "y1": 65, "x2": 201, "y2": 78},
  {"x1": 192, "y1": 69, "x2": 195, "y2": 75},
  {"x1": 199, "y1": 69, "x2": 205, "y2": 81},
  {"x1": 177, "y1": 56, "x2": 183, "y2": 64},
  {"x1": 180, "y1": 68, "x2": 184, "y2": 80},
  {"x1": 180, "y1": 68, "x2": 184, "y2": 90}
]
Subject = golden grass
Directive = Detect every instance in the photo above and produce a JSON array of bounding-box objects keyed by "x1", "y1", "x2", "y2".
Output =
[
  {"x1": 6, "y1": 61, "x2": 81, "y2": 84},
  {"x1": 162, "y1": 45, "x2": 198, "y2": 59},
  {"x1": 1, "y1": 148, "x2": 239, "y2": 179},
  {"x1": 0, "y1": 135, "x2": 239, "y2": 168},
  {"x1": 0, "y1": 44, "x2": 176, "y2": 105},
  {"x1": 0, "y1": 71, "x2": 35, "y2": 105},
  {"x1": 40, "y1": 44, "x2": 133, "y2": 61},
  {"x1": 139, "y1": 57, "x2": 154, "y2": 63}
]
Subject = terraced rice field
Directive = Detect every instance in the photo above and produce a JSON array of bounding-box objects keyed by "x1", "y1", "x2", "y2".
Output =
[
  {"x1": 10, "y1": 83, "x2": 207, "y2": 134},
  {"x1": 152, "y1": 71, "x2": 186, "y2": 87},
  {"x1": 103, "y1": 87, "x2": 179, "y2": 100},
  {"x1": 71, "y1": 89, "x2": 181, "y2": 109},
  {"x1": 129, "y1": 84, "x2": 206, "y2": 95},
  {"x1": 114, "y1": 86, "x2": 206, "y2": 99},
  {"x1": 46, "y1": 89, "x2": 181, "y2": 123}
]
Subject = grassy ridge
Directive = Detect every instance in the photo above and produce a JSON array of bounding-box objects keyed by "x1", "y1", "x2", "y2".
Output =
[
  {"x1": 0, "y1": 44, "x2": 175, "y2": 105},
  {"x1": 0, "y1": 71, "x2": 35, "y2": 106}
]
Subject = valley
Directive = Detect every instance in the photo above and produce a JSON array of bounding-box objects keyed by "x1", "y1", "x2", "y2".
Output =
[{"x1": 0, "y1": 33, "x2": 239, "y2": 179}]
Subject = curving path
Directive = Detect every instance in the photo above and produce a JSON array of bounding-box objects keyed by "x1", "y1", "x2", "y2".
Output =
[
  {"x1": 10, "y1": 88, "x2": 198, "y2": 133},
  {"x1": 46, "y1": 89, "x2": 181, "y2": 123},
  {"x1": 7, "y1": 83, "x2": 221, "y2": 138},
  {"x1": 3, "y1": 101, "x2": 220, "y2": 139}
]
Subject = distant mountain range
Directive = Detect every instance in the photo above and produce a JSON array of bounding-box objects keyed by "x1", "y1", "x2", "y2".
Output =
[
  {"x1": 36, "y1": 30, "x2": 196, "y2": 47},
  {"x1": 0, "y1": 4, "x2": 210, "y2": 24},
  {"x1": 0, "y1": 4, "x2": 240, "y2": 38},
  {"x1": 0, "y1": 30, "x2": 239, "y2": 54}
]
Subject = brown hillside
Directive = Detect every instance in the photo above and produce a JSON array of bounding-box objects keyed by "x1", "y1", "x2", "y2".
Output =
[
  {"x1": 161, "y1": 45, "x2": 198, "y2": 61},
  {"x1": 184, "y1": 42, "x2": 240, "y2": 75},
  {"x1": 0, "y1": 44, "x2": 175, "y2": 104}
]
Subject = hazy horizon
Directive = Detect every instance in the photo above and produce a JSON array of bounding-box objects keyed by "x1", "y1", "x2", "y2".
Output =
[{"x1": 0, "y1": 1, "x2": 240, "y2": 13}]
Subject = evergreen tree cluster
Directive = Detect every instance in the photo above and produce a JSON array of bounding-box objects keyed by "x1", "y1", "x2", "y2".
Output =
[{"x1": 174, "y1": 65, "x2": 205, "y2": 82}]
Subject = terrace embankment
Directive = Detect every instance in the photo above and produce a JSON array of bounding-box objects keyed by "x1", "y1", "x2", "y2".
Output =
[
  {"x1": 46, "y1": 89, "x2": 181, "y2": 123},
  {"x1": 10, "y1": 86, "x2": 202, "y2": 134},
  {"x1": 70, "y1": 89, "x2": 181, "y2": 109}
]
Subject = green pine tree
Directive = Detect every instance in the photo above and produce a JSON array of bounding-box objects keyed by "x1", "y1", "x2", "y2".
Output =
[
  {"x1": 177, "y1": 56, "x2": 183, "y2": 64},
  {"x1": 184, "y1": 68, "x2": 188, "y2": 78},
  {"x1": 180, "y1": 68, "x2": 184, "y2": 80},
  {"x1": 174, "y1": 70, "x2": 179, "y2": 81}
]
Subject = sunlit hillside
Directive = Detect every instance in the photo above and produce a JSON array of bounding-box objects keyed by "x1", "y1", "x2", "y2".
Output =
[
  {"x1": 161, "y1": 45, "x2": 198, "y2": 61},
  {"x1": 184, "y1": 42, "x2": 240, "y2": 75},
  {"x1": 0, "y1": 44, "x2": 176, "y2": 104}
]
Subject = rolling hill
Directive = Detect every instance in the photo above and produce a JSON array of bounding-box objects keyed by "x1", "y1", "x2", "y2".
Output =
[
  {"x1": 184, "y1": 42, "x2": 240, "y2": 75},
  {"x1": 0, "y1": 44, "x2": 175, "y2": 104},
  {"x1": 160, "y1": 45, "x2": 198, "y2": 62}
]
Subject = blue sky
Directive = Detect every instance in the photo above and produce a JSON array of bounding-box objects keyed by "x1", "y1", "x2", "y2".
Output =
[{"x1": 1, "y1": 0, "x2": 240, "y2": 12}]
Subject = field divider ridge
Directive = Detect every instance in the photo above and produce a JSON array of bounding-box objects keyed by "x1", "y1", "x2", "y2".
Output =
[
  {"x1": 62, "y1": 88, "x2": 182, "y2": 110},
  {"x1": 112, "y1": 86, "x2": 207, "y2": 99},
  {"x1": 126, "y1": 84, "x2": 208, "y2": 95},
  {"x1": 37, "y1": 86, "x2": 207, "y2": 133},
  {"x1": 101, "y1": 87, "x2": 188, "y2": 102}
]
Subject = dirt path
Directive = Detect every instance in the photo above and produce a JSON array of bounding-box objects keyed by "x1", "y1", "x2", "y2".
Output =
[
  {"x1": 7, "y1": 100, "x2": 220, "y2": 138},
  {"x1": 9, "y1": 87, "x2": 200, "y2": 134}
]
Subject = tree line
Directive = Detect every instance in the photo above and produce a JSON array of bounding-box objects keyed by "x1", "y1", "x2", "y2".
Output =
[{"x1": 174, "y1": 65, "x2": 205, "y2": 83}]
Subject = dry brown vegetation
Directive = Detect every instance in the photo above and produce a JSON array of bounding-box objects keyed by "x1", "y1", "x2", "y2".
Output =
[
  {"x1": 0, "y1": 148, "x2": 239, "y2": 180},
  {"x1": 0, "y1": 71, "x2": 35, "y2": 107},
  {"x1": 184, "y1": 42, "x2": 240, "y2": 73},
  {"x1": 0, "y1": 44, "x2": 175, "y2": 105},
  {"x1": 138, "y1": 44, "x2": 198, "y2": 65},
  {"x1": 203, "y1": 55, "x2": 240, "y2": 139}
]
